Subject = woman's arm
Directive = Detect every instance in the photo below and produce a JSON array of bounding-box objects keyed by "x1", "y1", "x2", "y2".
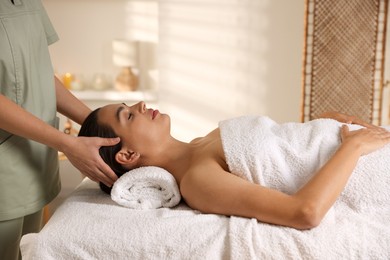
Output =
[
  {"x1": 182, "y1": 126, "x2": 390, "y2": 230},
  {"x1": 317, "y1": 111, "x2": 376, "y2": 128},
  {"x1": 291, "y1": 126, "x2": 390, "y2": 222}
]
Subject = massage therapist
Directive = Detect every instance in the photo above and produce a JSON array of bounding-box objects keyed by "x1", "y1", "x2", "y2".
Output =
[{"x1": 0, "y1": 1, "x2": 119, "y2": 259}]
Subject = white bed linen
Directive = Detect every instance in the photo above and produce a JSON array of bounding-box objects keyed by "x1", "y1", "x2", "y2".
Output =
[{"x1": 21, "y1": 177, "x2": 390, "y2": 260}]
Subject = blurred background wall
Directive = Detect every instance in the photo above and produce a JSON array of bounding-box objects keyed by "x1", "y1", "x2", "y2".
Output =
[{"x1": 43, "y1": 0, "x2": 304, "y2": 142}]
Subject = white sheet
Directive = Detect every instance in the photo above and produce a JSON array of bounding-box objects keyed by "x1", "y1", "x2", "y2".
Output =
[{"x1": 21, "y1": 177, "x2": 390, "y2": 259}]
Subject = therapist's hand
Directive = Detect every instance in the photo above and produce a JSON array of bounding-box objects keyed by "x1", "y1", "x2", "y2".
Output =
[{"x1": 63, "y1": 136, "x2": 120, "y2": 187}]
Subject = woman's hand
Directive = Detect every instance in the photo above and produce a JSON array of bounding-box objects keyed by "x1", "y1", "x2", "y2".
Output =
[
  {"x1": 62, "y1": 136, "x2": 120, "y2": 187},
  {"x1": 340, "y1": 125, "x2": 390, "y2": 156},
  {"x1": 319, "y1": 111, "x2": 376, "y2": 129}
]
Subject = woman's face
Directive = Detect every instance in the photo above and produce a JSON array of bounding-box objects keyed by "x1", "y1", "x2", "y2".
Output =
[{"x1": 97, "y1": 101, "x2": 170, "y2": 153}]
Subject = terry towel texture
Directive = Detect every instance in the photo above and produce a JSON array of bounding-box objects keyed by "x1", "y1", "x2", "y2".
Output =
[
  {"x1": 20, "y1": 117, "x2": 390, "y2": 260},
  {"x1": 219, "y1": 116, "x2": 390, "y2": 258},
  {"x1": 111, "y1": 166, "x2": 181, "y2": 209},
  {"x1": 219, "y1": 116, "x2": 390, "y2": 212},
  {"x1": 21, "y1": 178, "x2": 390, "y2": 260}
]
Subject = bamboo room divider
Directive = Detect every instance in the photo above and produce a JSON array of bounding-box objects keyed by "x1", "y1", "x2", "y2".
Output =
[{"x1": 301, "y1": 0, "x2": 389, "y2": 124}]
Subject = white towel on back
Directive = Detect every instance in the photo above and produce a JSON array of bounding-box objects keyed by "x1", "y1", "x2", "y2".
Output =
[{"x1": 111, "y1": 166, "x2": 181, "y2": 209}]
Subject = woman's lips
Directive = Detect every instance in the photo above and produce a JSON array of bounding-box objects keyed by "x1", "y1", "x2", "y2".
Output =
[{"x1": 152, "y1": 109, "x2": 159, "y2": 119}]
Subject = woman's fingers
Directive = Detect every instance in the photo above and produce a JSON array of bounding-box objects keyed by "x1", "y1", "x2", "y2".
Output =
[
  {"x1": 340, "y1": 125, "x2": 349, "y2": 141},
  {"x1": 341, "y1": 125, "x2": 390, "y2": 155},
  {"x1": 320, "y1": 111, "x2": 382, "y2": 129}
]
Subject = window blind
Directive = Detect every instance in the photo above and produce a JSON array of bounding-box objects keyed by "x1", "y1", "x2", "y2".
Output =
[
  {"x1": 125, "y1": 0, "x2": 159, "y2": 43},
  {"x1": 159, "y1": 0, "x2": 269, "y2": 140}
]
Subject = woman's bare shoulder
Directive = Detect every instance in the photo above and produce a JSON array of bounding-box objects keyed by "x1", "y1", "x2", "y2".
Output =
[{"x1": 179, "y1": 160, "x2": 231, "y2": 210}]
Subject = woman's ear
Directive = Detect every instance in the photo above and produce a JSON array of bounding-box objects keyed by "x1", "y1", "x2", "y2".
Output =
[{"x1": 115, "y1": 148, "x2": 140, "y2": 167}]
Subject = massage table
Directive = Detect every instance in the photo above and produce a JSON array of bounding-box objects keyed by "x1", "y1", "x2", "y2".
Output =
[
  {"x1": 20, "y1": 172, "x2": 390, "y2": 259},
  {"x1": 21, "y1": 117, "x2": 390, "y2": 259}
]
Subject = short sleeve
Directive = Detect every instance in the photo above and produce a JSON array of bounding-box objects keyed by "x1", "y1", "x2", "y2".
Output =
[{"x1": 37, "y1": 1, "x2": 59, "y2": 45}]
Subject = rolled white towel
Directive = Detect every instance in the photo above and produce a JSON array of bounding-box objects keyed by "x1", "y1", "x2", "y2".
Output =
[{"x1": 111, "y1": 166, "x2": 181, "y2": 209}]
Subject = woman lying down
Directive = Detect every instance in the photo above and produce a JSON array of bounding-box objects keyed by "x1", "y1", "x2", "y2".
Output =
[{"x1": 78, "y1": 101, "x2": 390, "y2": 230}]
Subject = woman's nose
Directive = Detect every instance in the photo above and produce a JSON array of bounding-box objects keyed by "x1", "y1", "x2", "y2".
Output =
[{"x1": 138, "y1": 101, "x2": 146, "y2": 112}]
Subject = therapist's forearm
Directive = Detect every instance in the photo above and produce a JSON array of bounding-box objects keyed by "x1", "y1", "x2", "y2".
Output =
[
  {"x1": 0, "y1": 94, "x2": 72, "y2": 152},
  {"x1": 55, "y1": 76, "x2": 91, "y2": 125}
]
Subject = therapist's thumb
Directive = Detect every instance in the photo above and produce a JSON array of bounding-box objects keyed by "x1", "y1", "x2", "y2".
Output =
[{"x1": 100, "y1": 137, "x2": 120, "y2": 147}]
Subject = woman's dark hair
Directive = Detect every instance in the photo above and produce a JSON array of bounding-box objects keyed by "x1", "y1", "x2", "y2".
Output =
[{"x1": 78, "y1": 108, "x2": 128, "y2": 194}]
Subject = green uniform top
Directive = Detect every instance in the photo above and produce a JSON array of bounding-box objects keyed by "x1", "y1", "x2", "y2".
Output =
[{"x1": 0, "y1": 0, "x2": 61, "y2": 221}]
